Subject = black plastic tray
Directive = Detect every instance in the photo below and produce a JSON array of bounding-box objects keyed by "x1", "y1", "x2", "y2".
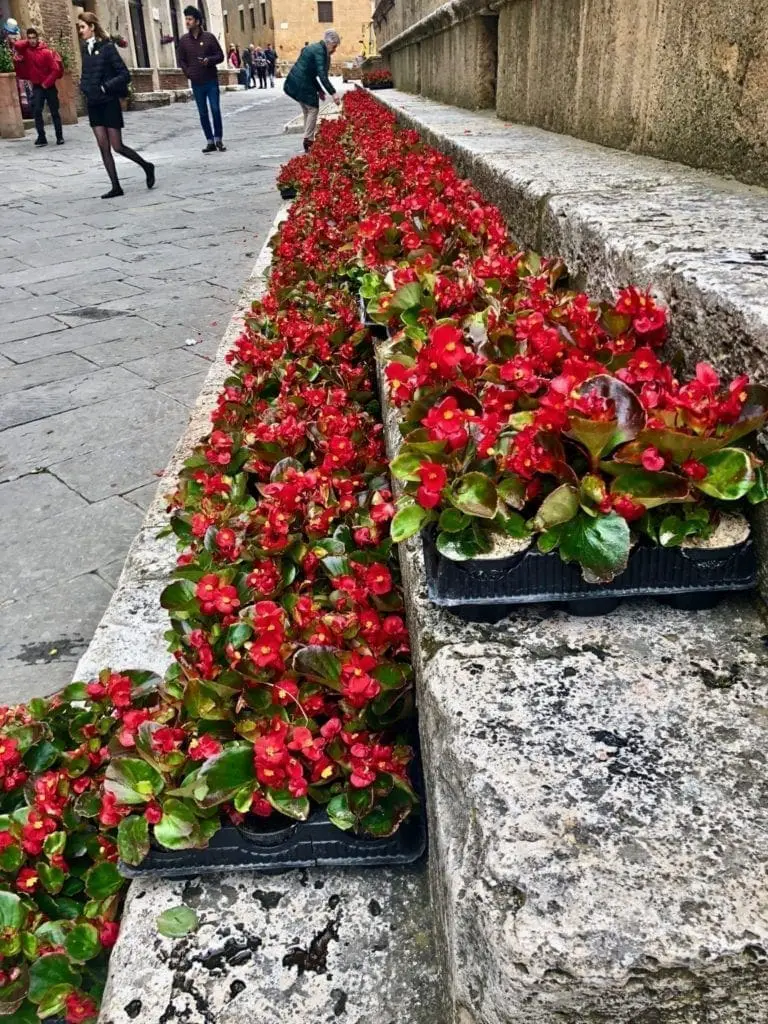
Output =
[
  {"x1": 358, "y1": 295, "x2": 388, "y2": 339},
  {"x1": 423, "y1": 534, "x2": 757, "y2": 620},
  {"x1": 279, "y1": 186, "x2": 297, "y2": 199},
  {"x1": 120, "y1": 804, "x2": 426, "y2": 878}
]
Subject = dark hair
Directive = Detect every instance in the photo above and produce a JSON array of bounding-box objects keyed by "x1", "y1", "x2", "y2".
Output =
[
  {"x1": 25, "y1": 27, "x2": 38, "y2": 36},
  {"x1": 77, "y1": 12, "x2": 107, "y2": 40},
  {"x1": 184, "y1": 6, "x2": 203, "y2": 21}
]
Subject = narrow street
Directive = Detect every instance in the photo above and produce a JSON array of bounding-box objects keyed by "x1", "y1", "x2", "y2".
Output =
[{"x1": 0, "y1": 86, "x2": 304, "y2": 701}]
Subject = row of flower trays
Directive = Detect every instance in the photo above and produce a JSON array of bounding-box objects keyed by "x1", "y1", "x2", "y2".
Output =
[
  {"x1": 356, "y1": 265, "x2": 767, "y2": 618},
  {"x1": 0, "y1": 92, "x2": 767, "y2": 1024}
]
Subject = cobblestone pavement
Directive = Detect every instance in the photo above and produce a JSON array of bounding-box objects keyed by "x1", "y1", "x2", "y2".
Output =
[{"x1": 0, "y1": 86, "x2": 306, "y2": 701}]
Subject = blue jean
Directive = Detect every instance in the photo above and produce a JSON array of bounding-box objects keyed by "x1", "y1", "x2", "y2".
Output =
[{"x1": 192, "y1": 80, "x2": 223, "y2": 142}]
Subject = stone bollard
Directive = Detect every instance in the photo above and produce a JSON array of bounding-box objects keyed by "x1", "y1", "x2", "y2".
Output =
[{"x1": 0, "y1": 72, "x2": 24, "y2": 138}]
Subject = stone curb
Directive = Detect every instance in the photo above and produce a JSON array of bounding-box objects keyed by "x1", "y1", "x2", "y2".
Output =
[{"x1": 86, "y1": 210, "x2": 443, "y2": 1024}]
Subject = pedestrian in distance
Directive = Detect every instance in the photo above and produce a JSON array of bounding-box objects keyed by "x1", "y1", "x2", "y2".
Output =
[
  {"x1": 227, "y1": 44, "x2": 240, "y2": 68},
  {"x1": 12, "y1": 27, "x2": 64, "y2": 146},
  {"x1": 284, "y1": 30, "x2": 340, "y2": 153},
  {"x1": 248, "y1": 44, "x2": 257, "y2": 87},
  {"x1": 177, "y1": 6, "x2": 226, "y2": 153},
  {"x1": 263, "y1": 43, "x2": 277, "y2": 87},
  {"x1": 254, "y1": 46, "x2": 267, "y2": 88},
  {"x1": 241, "y1": 44, "x2": 253, "y2": 88},
  {"x1": 77, "y1": 13, "x2": 155, "y2": 199}
]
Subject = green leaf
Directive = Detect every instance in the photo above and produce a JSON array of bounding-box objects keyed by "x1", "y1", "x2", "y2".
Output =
[
  {"x1": 118, "y1": 815, "x2": 150, "y2": 867},
  {"x1": 438, "y1": 508, "x2": 469, "y2": 533},
  {"x1": 389, "y1": 450, "x2": 424, "y2": 482},
  {"x1": 658, "y1": 515, "x2": 691, "y2": 547},
  {"x1": 28, "y1": 954, "x2": 80, "y2": 1004},
  {"x1": 22, "y1": 740, "x2": 59, "y2": 774},
  {"x1": 160, "y1": 579, "x2": 197, "y2": 611},
  {"x1": 156, "y1": 906, "x2": 199, "y2": 939},
  {"x1": 326, "y1": 793, "x2": 356, "y2": 831},
  {"x1": 558, "y1": 512, "x2": 631, "y2": 582},
  {"x1": 37, "y1": 863, "x2": 65, "y2": 895},
  {"x1": 225, "y1": 622, "x2": 252, "y2": 649},
  {"x1": 36, "y1": 984, "x2": 74, "y2": 1019},
  {"x1": 0, "y1": 892, "x2": 26, "y2": 930},
  {"x1": 84, "y1": 861, "x2": 125, "y2": 901},
  {"x1": 153, "y1": 799, "x2": 198, "y2": 849},
  {"x1": 391, "y1": 503, "x2": 431, "y2": 542},
  {"x1": 450, "y1": 472, "x2": 498, "y2": 519},
  {"x1": 497, "y1": 474, "x2": 527, "y2": 510},
  {"x1": 359, "y1": 787, "x2": 414, "y2": 838},
  {"x1": 388, "y1": 281, "x2": 424, "y2": 314},
  {"x1": 608, "y1": 466, "x2": 692, "y2": 508},
  {"x1": 747, "y1": 466, "x2": 768, "y2": 505},
  {"x1": 104, "y1": 757, "x2": 165, "y2": 805},
  {"x1": 64, "y1": 923, "x2": 101, "y2": 963},
  {"x1": 195, "y1": 744, "x2": 256, "y2": 806},
  {"x1": 0, "y1": 844, "x2": 23, "y2": 873},
  {"x1": 532, "y1": 484, "x2": 579, "y2": 530},
  {"x1": 266, "y1": 790, "x2": 310, "y2": 820},
  {"x1": 42, "y1": 832, "x2": 66, "y2": 858},
  {"x1": 34, "y1": 922, "x2": 68, "y2": 948},
  {"x1": 696, "y1": 448, "x2": 754, "y2": 500},
  {"x1": 0, "y1": 969, "x2": 30, "y2": 1017},
  {"x1": 722, "y1": 383, "x2": 768, "y2": 445},
  {"x1": 435, "y1": 525, "x2": 490, "y2": 561},
  {"x1": 291, "y1": 646, "x2": 342, "y2": 687}
]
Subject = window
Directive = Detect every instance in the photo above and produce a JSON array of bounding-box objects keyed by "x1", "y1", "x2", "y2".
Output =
[
  {"x1": 223, "y1": 11, "x2": 228, "y2": 32},
  {"x1": 249, "y1": 5, "x2": 255, "y2": 26},
  {"x1": 260, "y1": 1, "x2": 266, "y2": 24},
  {"x1": 239, "y1": 7, "x2": 244, "y2": 30},
  {"x1": 317, "y1": 0, "x2": 333, "y2": 22}
]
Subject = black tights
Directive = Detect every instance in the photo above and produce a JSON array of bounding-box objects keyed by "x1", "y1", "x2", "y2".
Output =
[{"x1": 93, "y1": 126, "x2": 149, "y2": 189}]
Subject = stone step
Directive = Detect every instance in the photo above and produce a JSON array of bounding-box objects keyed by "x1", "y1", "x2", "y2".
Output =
[{"x1": 99, "y1": 866, "x2": 442, "y2": 1024}]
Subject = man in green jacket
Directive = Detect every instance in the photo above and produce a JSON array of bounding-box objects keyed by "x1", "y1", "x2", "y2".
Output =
[{"x1": 284, "y1": 30, "x2": 340, "y2": 152}]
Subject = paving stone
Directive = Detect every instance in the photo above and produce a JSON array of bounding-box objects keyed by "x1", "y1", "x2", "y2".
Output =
[
  {"x1": 2, "y1": 294, "x2": 78, "y2": 323},
  {"x1": 0, "y1": 254, "x2": 124, "y2": 291},
  {"x1": 6, "y1": 497, "x2": 143, "y2": 601},
  {"x1": 0, "y1": 572, "x2": 114, "y2": 702},
  {"x1": 0, "y1": 389, "x2": 186, "y2": 479},
  {"x1": 0, "y1": 314, "x2": 69, "y2": 346},
  {"x1": 0, "y1": 472, "x2": 87, "y2": 524},
  {"x1": 120, "y1": 348, "x2": 212, "y2": 383},
  {"x1": 16, "y1": 241, "x2": 140, "y2": 269},
  {"x1": 0, "y1": 352, "x2": 96, "y2": 396},
  {"x1": 74, "y1": 330, "x2": 181, "y2": 367},
  {"x1": 24, "y1": 266, "x2": 127, "y2": 298},
  {"x1": 156, "y1": 370, "x2": 209, "y2": 406},
  {"x1": 0, "y1": 365, "x2": 147, "y2": 429},
  {"x1": 97, "y1": 559, "x2": 128, "y2": 588},
  {"x1": 124, "y1": 481, "x2": 163, "y2": 510},
  {"x1": 0, "y1": 315, "x2": 164, "y2": 363},
  {"x1": 50, "y1": 426, "x2": 187, "y2": 502}
]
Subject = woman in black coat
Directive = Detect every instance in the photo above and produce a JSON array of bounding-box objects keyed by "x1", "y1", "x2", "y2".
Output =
[{"x1": 77, "y1": 13, "x2": 155, "y2": 199}]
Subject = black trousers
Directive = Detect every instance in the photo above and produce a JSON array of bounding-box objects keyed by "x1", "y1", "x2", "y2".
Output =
[
  {"x1": 31, "y1": 84, "x2": 62, "y2": 141},
  {"x1": 257, "y1": 67, "x2": 267, "y2": 87}
]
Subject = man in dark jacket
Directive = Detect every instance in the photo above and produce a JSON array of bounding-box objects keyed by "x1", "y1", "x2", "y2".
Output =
[
  {"x1": 263, "y1": 44, "x2": 277, "y2": 87},
  {"x1": 283, "y1": 30, "x2": 340, "y2": 153},
  {"x1": 12, "y1": 28, "x2": 63, "y2": 146},
  {"x1": 177, "y1": 6, "x2": 226, "y2": 152},
  {"x1": 241, "y1": 44, "x2": 253, "y2": 88}
]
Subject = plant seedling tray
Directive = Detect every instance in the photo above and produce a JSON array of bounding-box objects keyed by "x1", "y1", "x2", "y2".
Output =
[
  {"x1": 358, "y1": 296, "x2": 388, "y2": 339},
  {"x1": 120, "y1": 805, "x2": 426, "y2": 879},
  {"x1": 423, "y1": 535, "x2": 757, "y2": 620},
  {"x1": 279, "y1": 186, "x2": 297, "y2": 199}
]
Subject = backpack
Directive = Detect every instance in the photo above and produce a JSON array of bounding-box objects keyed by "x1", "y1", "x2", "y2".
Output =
[{"x1": 53, "y1": 49, "x2": 64, "y2": 80}]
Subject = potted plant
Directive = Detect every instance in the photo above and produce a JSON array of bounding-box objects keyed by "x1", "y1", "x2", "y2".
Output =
[
  {"x1": 276, "y1": 154, "x2": 306, "y2": 199},
  {"x1": 0, "y1": 40, "x2": 23, "y2": 139},
  {"x1": 372, "y1": 272, "x2": 768, "y2": 611},
  {"x1": 362, "y1": 68, "x2": 393, "y2": 90}
]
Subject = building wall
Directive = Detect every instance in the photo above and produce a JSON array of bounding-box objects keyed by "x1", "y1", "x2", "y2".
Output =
[
  {"x1": 495, "y1": 0, "x2": 768, "y2": 188},
  {"x1": 273, "y1": 0, "x2": 372, "y2": 65},
  {"x1": 4, "y1": 0, "x2": 79, "y2": 69},
  {"x1": 376, "y1": 0, "x2": 768, "y2": 188},
  {"x1": 221, "y1": 0, "x2": 273, "y2": 57}
]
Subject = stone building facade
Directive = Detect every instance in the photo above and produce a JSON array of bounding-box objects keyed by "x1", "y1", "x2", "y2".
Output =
[
  {"x1": 223, "y1": 0, "x2": 373, "y2": 66},
  {"x1": 1, "y1": 0, "x2": 79, "y2": 67},
  {"x1": 373, "y1": 0, "x2": 768, "y2": 189}
]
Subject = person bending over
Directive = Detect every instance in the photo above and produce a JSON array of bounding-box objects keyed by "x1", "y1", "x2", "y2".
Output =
[{"x1": 283, "y1": 30, "x2": 340, "y2": 153}]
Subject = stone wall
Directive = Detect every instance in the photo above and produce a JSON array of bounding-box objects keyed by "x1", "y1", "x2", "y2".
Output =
[
  {"x1": 376, "y1": 0, "x2": 768, "y2": 188},
  {"x1": 273, "y1": 0, "x2": 374, "y2": 66}
]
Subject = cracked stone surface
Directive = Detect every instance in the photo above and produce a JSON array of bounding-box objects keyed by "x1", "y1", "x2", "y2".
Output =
[
  {"x1": 0, "y1": 88, "x2": 305, "y2": 699},
  {"x1": 99, "y1": 867, "x2": 442, "y2": 1024}
]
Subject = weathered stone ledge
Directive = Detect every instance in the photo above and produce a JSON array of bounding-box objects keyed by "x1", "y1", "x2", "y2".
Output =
[
  {"x1": 376, "y1": 342, "x2": 768, "y2": 1021},
  {"x1": 82, "y1": 214, "x2": 442, "y2": 1023},
  {"x1": 374, "y1": 90, "x2": 768, "y2": 382}
]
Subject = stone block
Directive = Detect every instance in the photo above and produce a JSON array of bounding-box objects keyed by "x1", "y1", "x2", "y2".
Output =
[{"x1": 99, "y1": 867, "x2": 443, "y2": 1024}]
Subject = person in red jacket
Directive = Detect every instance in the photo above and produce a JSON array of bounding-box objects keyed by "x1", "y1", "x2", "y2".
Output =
[{"x1": 13, "y1": 27, "x2": 64, "y2": 146}]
